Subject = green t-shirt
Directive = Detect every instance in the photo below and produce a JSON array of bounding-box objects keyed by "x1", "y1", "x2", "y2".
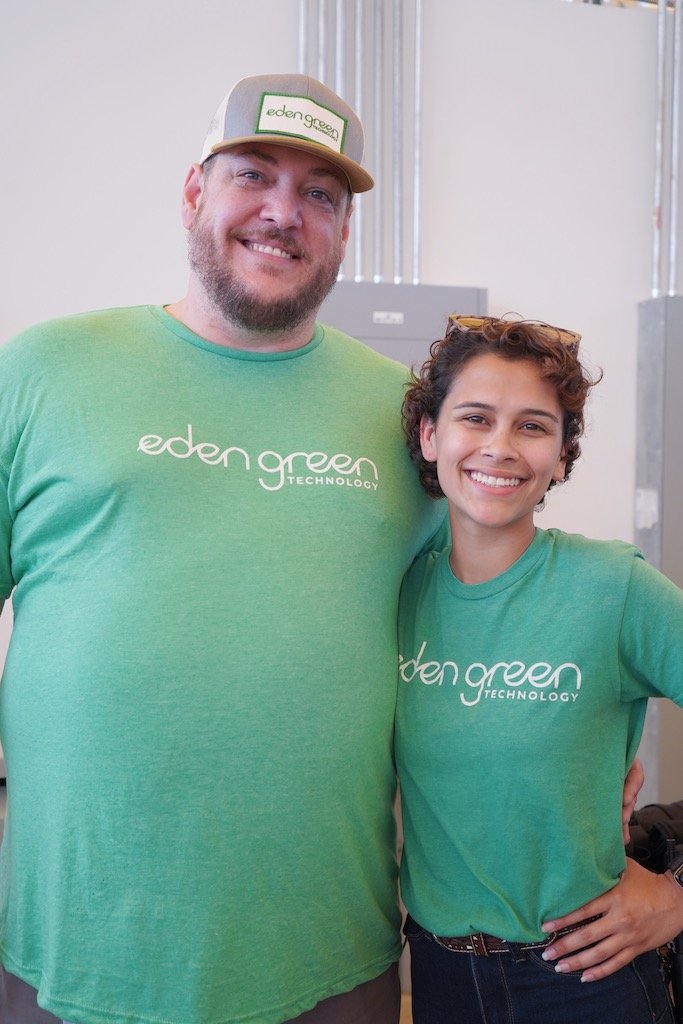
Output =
[
  {"x1": 396, "y1": 528, "x2": 683, "y2": 942},
  {"x1": 0, "y1": 305, "x2": 444, "y2": 1024}
]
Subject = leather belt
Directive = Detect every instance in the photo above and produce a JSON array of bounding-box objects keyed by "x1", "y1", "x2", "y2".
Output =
[{"x1": 431, "y1": 915, "x2": 602, "y2": 957}]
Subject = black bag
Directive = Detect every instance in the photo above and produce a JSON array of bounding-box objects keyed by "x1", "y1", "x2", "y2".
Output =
[
  {"x1": 671, "y1": 934, "x2": 683, "y2": 1024},
  {"x1": 628, "y1": 801, "x2": 683, "y2": 1022}
]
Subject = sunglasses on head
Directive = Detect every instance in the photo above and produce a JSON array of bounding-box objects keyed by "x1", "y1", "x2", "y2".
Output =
[{"x1": 447, "y1": 314, "x2": 582, "y2": 353}]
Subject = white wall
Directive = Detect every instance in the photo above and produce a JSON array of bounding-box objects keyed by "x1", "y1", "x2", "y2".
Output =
[
  {"x1": 419, "y1": 0, "x2": 655, "y2": 545},
  {"x1": 0, "y1": 0, "x2": 300, "y2": 335},
  {"x1": 1, "y1": 0, "x2": 678, "y2": 799}
]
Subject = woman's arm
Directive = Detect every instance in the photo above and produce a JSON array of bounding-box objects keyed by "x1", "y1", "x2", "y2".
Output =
[{"x1": 541, "y1": 856, "x2": 683, "y2": 981}]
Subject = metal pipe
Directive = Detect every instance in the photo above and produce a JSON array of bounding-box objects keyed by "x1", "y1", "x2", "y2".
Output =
[
  {"x1": 354, "y1": 0, "x2": 365, "y2": 281},
  {"x1": 373, "y1": 0, "x2": 385, "y2": 282},
  {"x1": 317, "y1": 0, "x2": 327, "y2": 85},
  {"x1": 668, "y1": 0, "x2": 682, "y2": 293},
  {"x1": 298, "y1": 0, "x2": 308, "y2": 74},
  {"x1": 333, "y1": 0, "x2": 346, "y2": 281},
  {"x1": 335, "y1": 0, "x2": 345, "y2": 97},
  {"x1": 412, "y1": 0, "x2": 423, "y2": 284},
  {"x1": 652, "y1": 0, "x2": 668, "y2": 297},
  {"x1": 392, "y1": 0, "x2": 403, "y2": 283}
]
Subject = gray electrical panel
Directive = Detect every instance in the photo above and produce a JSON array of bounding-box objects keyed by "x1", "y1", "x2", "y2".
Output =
[
  {"x1": 319, "y1": 280, "x2": 487, "y2": 369},
  {"x1": 635, "y1": 294, "x2": 683, "y2": 803},
  {"x1": 636, "y1": 295, "x2": 683, "y2": 584}
]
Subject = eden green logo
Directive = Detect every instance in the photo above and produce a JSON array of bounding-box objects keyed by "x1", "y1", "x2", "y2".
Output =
[{"x1": 256, "y1": 93, "x2": 347, "y2": 153}]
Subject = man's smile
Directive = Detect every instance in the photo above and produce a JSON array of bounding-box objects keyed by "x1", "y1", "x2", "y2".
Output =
[{"x1": 243, "y1": 240, "x2": 298, "y2": 260}]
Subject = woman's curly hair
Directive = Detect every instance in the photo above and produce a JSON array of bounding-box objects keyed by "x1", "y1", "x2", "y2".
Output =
[{"x1": 402, "y1": 316, "x2": 602, "y2": 499}]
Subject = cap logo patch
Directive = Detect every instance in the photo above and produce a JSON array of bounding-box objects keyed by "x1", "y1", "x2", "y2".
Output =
[{"x1": 256, "y1": 92, "x2": 347, "y2": 154}]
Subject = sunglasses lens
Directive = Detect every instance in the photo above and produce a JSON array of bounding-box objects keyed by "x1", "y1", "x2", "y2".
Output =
[{"x1": 447, "y1": 315, "x2": 580, "y2": 349}]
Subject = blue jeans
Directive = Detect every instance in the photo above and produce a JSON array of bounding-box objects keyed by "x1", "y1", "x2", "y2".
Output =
[{"x1": 405, "y1": 916, "x2": 675, "y2": 1024}]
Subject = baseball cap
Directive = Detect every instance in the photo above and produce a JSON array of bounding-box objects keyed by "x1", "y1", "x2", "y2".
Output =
[{"x1": 200, "y1": 73, "x2": 374, "y2": 193}]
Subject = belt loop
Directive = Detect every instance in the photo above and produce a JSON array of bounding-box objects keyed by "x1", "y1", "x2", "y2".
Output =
[
  {"x1": 509, "y1": 941, "x2": 528, "y2": 964},
  {"x1": 470, "y1": 933, "x2": 489, "y2": 957}
]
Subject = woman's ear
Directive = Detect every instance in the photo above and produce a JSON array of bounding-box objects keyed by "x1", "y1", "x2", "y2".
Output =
[
  {"x1": 420, "y1": 416, "x2": 438, "y2": 463},
  {"x1": 553, "y1": 447, "x2": 567, "y2": 483}
]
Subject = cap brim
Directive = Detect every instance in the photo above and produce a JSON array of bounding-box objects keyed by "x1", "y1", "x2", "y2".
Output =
[{"x1": 203, "y1": 134, "x2": 374, "y2": 193}]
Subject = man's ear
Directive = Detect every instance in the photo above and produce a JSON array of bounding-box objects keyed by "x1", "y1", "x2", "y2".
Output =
[
  {"x1": 338, "y1": 202, "x2": 352, "y2": 260},
  {"x1": 420, "y1": 416, "x2": 437, "y2": 463},
  {"x1": 180, "y1": 163, "x2": 205, "y2": 230}
]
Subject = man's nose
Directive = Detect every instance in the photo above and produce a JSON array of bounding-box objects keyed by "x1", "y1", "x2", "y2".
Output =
[{"x1": 259, "y1": 186, "x2": 303, "y2": 230}]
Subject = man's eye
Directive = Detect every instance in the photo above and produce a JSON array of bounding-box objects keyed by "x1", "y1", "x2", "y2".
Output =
[{"x1": 308, "y1": 188, "x2": 334, "y2": 204}]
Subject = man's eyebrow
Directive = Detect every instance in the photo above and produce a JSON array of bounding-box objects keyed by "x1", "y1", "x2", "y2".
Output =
[
  {"x1": 230, "y1": 146, "x2": 278, "y2": 165},
  {"x1": 453, "y1": 401, "x2": 560, "y2": 423}
]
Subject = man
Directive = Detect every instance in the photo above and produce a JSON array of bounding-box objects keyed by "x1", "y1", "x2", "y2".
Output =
[
  {"x1": 0, "y1": 72, "x2": 444, "y2": 1024},
  {"x1": 0, "y1": 74, "x2": 656, "y2": 1024}
]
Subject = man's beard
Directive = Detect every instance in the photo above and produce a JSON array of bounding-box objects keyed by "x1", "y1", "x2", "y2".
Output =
[{"x1": 188, "y1": 220, "x2": 343, "y2": 334}]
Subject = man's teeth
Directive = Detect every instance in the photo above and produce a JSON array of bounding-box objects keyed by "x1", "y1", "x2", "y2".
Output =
[
  {"x1": 469, "y1": 471, "x2": 521, "y2": 488},
  {"x1": 248, "y1": 242, "x2": 293, "y2": 259}
]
